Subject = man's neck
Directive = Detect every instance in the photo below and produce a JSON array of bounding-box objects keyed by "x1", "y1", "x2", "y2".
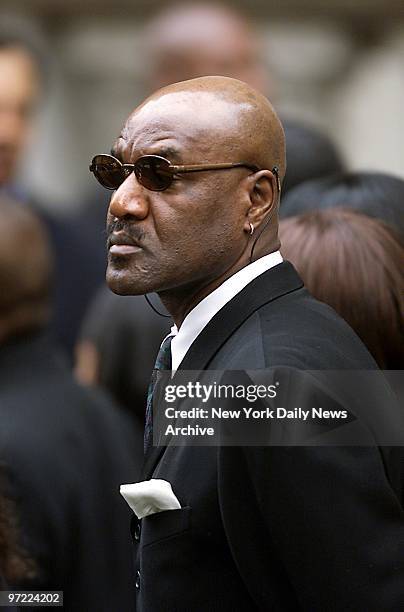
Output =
[
  {"x1": 158, "y1": 258, "x2": 250, "y2": 328},
  {"x1": 158, "y1": 244, "x2": 278, "y2": 328}
]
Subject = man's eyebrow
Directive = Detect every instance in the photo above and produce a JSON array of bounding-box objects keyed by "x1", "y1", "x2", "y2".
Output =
[
  {"x1": 110, "y1": 145, "x2": 182, "y2": 163},
  {"x1": 155, "y1": 146, "x2": 182, "y2": 163}
]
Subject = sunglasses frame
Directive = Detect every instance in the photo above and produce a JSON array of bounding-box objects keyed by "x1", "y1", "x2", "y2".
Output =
[{"x1": 89, "y1": 153, "x2": 262, "y2": 192}]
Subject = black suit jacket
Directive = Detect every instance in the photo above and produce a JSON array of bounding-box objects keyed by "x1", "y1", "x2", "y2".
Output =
[
  {"x1": 0, "y1": 332, "x2": 142, "y2": 612},
  {"x1": 133, "y1": 261, "x2": 404, "y2": 611}
]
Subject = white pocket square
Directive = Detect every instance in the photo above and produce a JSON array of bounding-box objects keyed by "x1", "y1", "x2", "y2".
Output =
[{"x1": 120, "y1": 479, "x2": 181, "y2": 519}]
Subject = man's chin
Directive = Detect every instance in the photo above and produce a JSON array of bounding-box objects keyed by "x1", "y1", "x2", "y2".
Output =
[{"x1": 106, "y1": 268, "x2": 149, "y2": 296}]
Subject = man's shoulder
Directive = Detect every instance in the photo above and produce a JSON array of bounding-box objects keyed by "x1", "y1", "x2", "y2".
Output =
[
  {"x1": 217, "y1": 285, "x2": 376, "y2": 370},
  {"x1": 182, "y1": 262, "x2": 376, "y2": 371}
]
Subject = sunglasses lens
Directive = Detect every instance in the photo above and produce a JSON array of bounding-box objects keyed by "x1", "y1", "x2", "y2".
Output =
[
  {"x1": 136, "y1": 156, "x2": 172, "y2": 191},
  {"x1": 91, "y1": 155, "x2": 125, "y2": 190}
]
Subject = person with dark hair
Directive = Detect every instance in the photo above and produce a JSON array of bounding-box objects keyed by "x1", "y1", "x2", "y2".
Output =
[
  {"x1": 0, "y1": 196, "x2": 139, "y2": 611},
  {"x1": 281, "y1": 119, "x2": 345, "y2": 195},
  {"x1": 280, "y1": 208, "x2": 404, "y2": 369},
  {"x1": 92, "y1": 75, "x2": 404, "y2": 611},
  {"x1": 280, "y1": 171, "x2": 404, "y2": 241}
]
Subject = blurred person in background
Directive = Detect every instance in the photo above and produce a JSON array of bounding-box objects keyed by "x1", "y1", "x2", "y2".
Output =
[
  {"x1": 143, "y1": 1, "x2": 271, "y2": 93},
  {"x1": 75, "y1": 289, "x2": 170, "y2": 432},
  {"x1": 0, "y1": 21, "x2": 104, "y2": 358},
  {"x1": 281, "y1": 119, "x2": 345, "y2": 196},
  {"x1": 0, "y1": 196, "x2": 140, "y2": 611},
  {"x1": 280, "y1": 208, "x2": 404, "y2": 369},
  {"x1": 0, "y1": 31, "x2": 41, "y2": 193},
  {"x1": 280, "y1": 171, "x2": 404, "y2": 241},
  {"x1": 143, "y1": 1, "x2": 345, "y2": 193}
]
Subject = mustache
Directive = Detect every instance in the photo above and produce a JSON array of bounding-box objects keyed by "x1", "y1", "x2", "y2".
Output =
[{"x1": 106, "y1": 219, "x2": 145, "y2": 249}]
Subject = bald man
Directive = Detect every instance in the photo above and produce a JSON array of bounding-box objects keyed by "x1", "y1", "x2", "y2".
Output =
[
  {"x1": 78, "y1": 1, "x2": 272, "y2": 408},
  {"x1": 91, "y1": 77, "x2": 404, "y2": 611}
]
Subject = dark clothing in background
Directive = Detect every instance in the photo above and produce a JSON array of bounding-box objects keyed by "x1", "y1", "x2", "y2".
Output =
[
  {"x1": 0, "y1": 332, "x2": 142, "y2": 612},
  {"x1": 37, "y1": 207, "x2": 106, "y2": 358},
  {"x1": 282, "y1": 118, "x2": 345, "y2": 195},
  {"x1": 136, "y1": 262, "x2": 404, "y2": 611},
  {"x1": 279, "y1": 172, "x2": 404, "y2": 242},
  {"x1": 0, "y1": 573, "x2": 18, "y2": 612},
  {"x1": 80, "y1": 288, "x2": 171, "y2": 424}
]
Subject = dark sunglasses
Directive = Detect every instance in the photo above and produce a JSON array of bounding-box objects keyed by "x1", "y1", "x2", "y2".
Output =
[{"x1": 89, "y1": 153, "x2": 261, "y2": 192}]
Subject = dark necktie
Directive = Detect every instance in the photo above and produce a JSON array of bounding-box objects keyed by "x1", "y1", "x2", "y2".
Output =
[{"x1": 144, "y1": 334, "x2": 173, "y2": 453}]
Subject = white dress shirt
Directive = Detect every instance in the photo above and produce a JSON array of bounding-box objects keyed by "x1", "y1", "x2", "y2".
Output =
[{"x1": 169, "y1": 251, "x2": 283, "y2": 372}]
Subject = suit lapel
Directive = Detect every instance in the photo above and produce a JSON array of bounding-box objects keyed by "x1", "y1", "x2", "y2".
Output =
[
  {"x1": 178, "y1": 261, "x2": 303, "y2": 371},
  {"x1": 142, "y1": 261, "x2": 303, "y2": 479}
]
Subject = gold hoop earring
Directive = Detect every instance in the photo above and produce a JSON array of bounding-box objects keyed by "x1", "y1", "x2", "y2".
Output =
[{"x1": 249, "y1": 222, "x2": 254, "y2": 236}]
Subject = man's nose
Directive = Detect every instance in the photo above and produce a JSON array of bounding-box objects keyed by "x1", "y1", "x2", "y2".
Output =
[{"x1": 108, "y1": 174, "x2": 149, "y2": 220}]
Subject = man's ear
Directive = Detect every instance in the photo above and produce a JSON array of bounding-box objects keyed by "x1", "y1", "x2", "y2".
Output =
[{"x1": 244, "y1": 170, "x2": 277, "y2": 232}]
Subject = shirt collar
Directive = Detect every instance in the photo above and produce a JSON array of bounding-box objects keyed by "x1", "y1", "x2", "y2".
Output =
[{"x1": 170, "y1": 251, "x2": 283, "y2": 372}]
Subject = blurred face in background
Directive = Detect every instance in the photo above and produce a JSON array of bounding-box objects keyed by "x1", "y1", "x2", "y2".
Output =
[
  {"x1": 0, "y1": 46, "x2": 40, "y2": 187},
  {"x1": 146, "y1": 4, "x2": 271, "y2": 95}
]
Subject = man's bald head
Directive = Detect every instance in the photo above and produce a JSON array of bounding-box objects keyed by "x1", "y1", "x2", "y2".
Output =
[
  {"x1": 123, "y1": 76, "x2": 285, "y2": 182},
  {"x1": 107, "y1": 76, "x2": 284, "y2": 322},
  {"x1": 143, "y1": 2, "x2": 270, "y2": 94},
  {"x1": 0, "y1": 197, "x2": 53, "y2": 342}
]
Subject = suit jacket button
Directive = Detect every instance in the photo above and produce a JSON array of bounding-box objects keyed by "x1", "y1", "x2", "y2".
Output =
[
  {"x1": 135, "y1": 570, "x2": 141, "y2": 590},
  {"x1": 134, "y1": 523, "x2": 141, "y2": 541}
]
